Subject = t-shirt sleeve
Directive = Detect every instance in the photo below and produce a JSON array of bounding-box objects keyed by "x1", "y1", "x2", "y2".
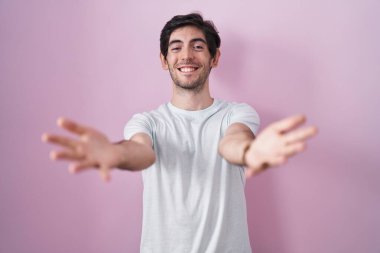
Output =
[
  {"x1": 124, "y1": 113, "x2": 153, "y2": 142},
  {"x1": 228, "y1": 103, "x2": 260, "y2": 135}
]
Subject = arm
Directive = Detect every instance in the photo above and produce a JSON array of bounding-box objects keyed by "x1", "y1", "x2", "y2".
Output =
[
  {"x1": 42, "y1": 118, "x2": 155, "y2": 182},
  {"x1": 218, "y1": 115, "x2": 318, "y2": 178}
]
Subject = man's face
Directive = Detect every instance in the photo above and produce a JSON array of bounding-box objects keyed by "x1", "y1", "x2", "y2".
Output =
[{"x1": 160, "y1": 26, "x2": 220, "y2": 92}]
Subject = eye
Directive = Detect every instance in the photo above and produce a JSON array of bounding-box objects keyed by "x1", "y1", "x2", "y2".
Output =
[
  {"x1": 170, "y1": 46, "x2": 181, "y2": 52},
  {"x1": 194, "y1": 45, "x2": 204, "y2": 51}
]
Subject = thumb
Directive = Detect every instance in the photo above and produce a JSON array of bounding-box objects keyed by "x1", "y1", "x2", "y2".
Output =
[
  {"x1": 99, "y1": 165, "x2": 111, "y2": 182},
  {"x1": 245, "y1": 168, "x2": 256, "y2": 178}
]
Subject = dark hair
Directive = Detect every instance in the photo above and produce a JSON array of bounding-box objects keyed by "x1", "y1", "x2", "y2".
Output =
[{"x1": 160, "y1": 13, "x2": 221, "y2": 59}]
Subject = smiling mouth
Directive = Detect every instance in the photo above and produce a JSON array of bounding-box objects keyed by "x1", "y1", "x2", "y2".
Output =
[{"x1": 177, "y1": 67, "x2": 199, "y2": 73}]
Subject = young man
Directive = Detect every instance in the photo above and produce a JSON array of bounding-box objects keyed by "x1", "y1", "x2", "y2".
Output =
[{"x1": 43, "y1": 13, "x2": 317, "y2": 253}]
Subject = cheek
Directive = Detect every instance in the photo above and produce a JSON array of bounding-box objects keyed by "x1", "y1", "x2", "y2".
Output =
[{"x1": 166, "y1": 57, "x2": 176, "y2": 67}]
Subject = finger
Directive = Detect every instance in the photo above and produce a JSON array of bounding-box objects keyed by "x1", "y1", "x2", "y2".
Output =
[
  {"x1": 57, "y1": 117, "x2": 88, "y2": 135},
  {"x1": 245, "y1": 157, "x2": 286, "y2": 178},
  {"x1": 245, "y1": 168, "x2": 256, "y2": 178},
  {"x1": 69, "y1": 161, "x2": 96, "y2": 174},
  {"x1": 50, "y1": 150, "x2": 85, "y2": 161},
  {"x1": 271, "y1": 114, "x2": 306, "y2": 133},
  {"x1": 283, "y1": 126, "x2": 318, "y2": 144},
  {"x1": 42, "y1": 133, "x2": 79, "y2": 149},
  {"x1": 268, "y1": 156, "x2": 287, "y2": 167},
  {"x1": 99, "y1": 165, "x2": 111, "y2": 182},
  {"x1": 281, "y1": 142, "x2": 307, "y2": 157},
  {"x1": 245, "y1": 162, "x2": 270, "y2": 178}
]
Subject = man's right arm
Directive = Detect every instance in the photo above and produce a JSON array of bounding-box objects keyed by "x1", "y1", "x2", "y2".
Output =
[{"x1": 42, "y1": 118, "x2": 155, "y2": 182}]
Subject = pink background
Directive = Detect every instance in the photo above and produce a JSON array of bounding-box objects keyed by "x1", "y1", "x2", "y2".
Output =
[{"x1": 1, "y1": 0, "x2": 379, "y2": 252}]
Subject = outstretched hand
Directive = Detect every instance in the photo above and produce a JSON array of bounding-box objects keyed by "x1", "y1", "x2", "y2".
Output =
[
  {"x1": 244, "y1": 115, "x2": 318, "y2": 177},
  {"x1": 42, "y1": 118, "x2": 119, "y2": 182}
]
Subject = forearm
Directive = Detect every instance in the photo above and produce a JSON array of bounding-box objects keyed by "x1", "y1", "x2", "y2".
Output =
[
  {"x1": 218, "y1": 132, "x2": 253, "y2": 166},
  {"x1": 219, "y1": 115, "x2": 319, "y2": 179},
  {"x1": 113, "y1": 140, "x2": 156, "y2": 171}
]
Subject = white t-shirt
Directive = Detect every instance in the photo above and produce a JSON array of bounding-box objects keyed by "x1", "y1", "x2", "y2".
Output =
[{"x1": 124, "y1": 99, "x2": 260, "y2": 253}]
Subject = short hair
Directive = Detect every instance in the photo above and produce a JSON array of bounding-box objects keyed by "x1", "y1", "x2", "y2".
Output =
[{"x1": 160, "y1": 13, "x2": 221, "y2": 59}]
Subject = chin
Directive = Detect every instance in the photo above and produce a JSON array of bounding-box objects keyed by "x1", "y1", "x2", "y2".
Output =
[{"x1": 176, "y1": 82, "x2": 204, "y2": 91}]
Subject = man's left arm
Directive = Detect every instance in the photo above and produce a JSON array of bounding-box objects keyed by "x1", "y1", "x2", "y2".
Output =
[{"x1": 218, "y1": 115, "x2": 318, "y2": 178}]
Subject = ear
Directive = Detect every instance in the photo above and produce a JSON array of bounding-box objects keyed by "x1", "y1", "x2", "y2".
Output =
[
  {"x1": 160, "y1": 53, "x2": 169, "y2": 70},
  {"x1": 211, "y1": 49, "x2": 221, "y2": 68}
]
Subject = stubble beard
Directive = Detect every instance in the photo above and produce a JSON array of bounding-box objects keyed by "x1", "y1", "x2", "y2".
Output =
[{"x1": 168, "y1": 64, "x2": 212, "y2": 93}]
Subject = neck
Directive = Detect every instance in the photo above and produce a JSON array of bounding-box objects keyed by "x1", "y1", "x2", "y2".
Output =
[{"x1": 171, "y1": 82, "x2": 213, "y2": 111}]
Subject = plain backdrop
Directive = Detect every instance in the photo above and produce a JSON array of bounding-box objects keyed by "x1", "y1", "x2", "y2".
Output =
[{"x1": 1, "y1": 0, "x2": 379, "y2": 252}]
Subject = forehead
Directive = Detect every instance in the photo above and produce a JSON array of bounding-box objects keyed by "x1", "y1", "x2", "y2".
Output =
[{"x1": 169, "y1": 26, "x2": 206, "y2": 43}]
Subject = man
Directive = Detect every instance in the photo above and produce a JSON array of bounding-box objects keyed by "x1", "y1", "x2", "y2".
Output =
[{"x1": 42, "y1": 13, "x2": 317, "y2": 253}]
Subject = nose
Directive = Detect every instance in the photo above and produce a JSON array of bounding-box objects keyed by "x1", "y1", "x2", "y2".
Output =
[{"x1": 180, "y1": 46, "x2": 194, "y2": 61}]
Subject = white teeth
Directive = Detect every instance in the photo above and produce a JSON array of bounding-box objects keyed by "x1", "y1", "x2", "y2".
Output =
[{"x1": 179, "y1": 67, "x2": 196, "y2": 72}]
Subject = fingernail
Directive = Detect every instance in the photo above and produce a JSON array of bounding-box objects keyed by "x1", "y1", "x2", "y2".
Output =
[
  {"x1": 49, "y1": 151, "x2": 57, "y2": 160},
  {"x1": 68, "y1": 166, "x2": 76, "y2": 174},
  {"x1": 103, "y1": 175, "x2": 110, "y2": 183},
  {"x1": 57, "y1": 117, "x2": 64, "y2": 126}
]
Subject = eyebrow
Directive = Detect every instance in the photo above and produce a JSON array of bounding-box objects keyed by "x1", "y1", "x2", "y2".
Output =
[{"x1": 168, "y1": 38, "x2": 207, "y2": 47}]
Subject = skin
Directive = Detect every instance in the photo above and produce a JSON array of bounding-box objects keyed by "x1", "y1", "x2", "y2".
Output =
[
  {"x1": 219, "y1": 115, "x2": 318, "y2": 177},
  {"x1": 42, "y1": 119, "x2": 155, "y2": 182},
  {"x1": 42, "y1": 25, "x2": 318, "y2": 182},
  {"x1": 160, "y1": 26, "x2": 220, "y2": 110}
]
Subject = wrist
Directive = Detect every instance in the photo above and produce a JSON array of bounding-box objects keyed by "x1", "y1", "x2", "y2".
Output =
[
  {"x1": 244, "y1": 142, "x2": 268, "y2": 172},
  {"x1": 110, "y1": 142, "x2": 128, "y2": 169}
]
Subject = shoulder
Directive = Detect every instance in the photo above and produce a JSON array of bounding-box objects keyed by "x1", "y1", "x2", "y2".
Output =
[
  {"x1": 129, "y1": 103, "x2": 169, "y2": 120},
  {"x1": 218, "y1": 100, "x2": 260, "y2": 134},
  {"x1": 217, "y1": 100, "x2": 258, "y2": 114},
  {"x1": 124, "y1": 104, "x2": 170, "y2": 140}
]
